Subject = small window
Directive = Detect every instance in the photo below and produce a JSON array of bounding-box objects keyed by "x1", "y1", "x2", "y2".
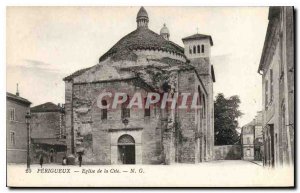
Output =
[
  {"x1": 10, "y1": 132, "x2": 15, "y2": 145},
  {"x1": 193, "y1": 46, "x2": 196, "y2": 54},
  {"x1": 121, "y1": 95, "x2": 130, "y2": 119},
  {"x1": 265, "y1": 80, "x2": 269, "y2": 109},
  {"x1": 189, "y1": 46, "x2": 192, "y2": 54},
  {"x1": 203, "y1": 94, "x2": 206, "y2": 116},
  {"x1": 197, "y1": 45, "x2": 200, "y2": 53},
  {"x1": 144, "y1": 98, "x2": 150, "y2": 117},
  {"x1": 101, "y1": 100, "x2": 108, "y2": 120},
  {"x1": 279, "y1": 33, "x2": 284, "y2": 78},
  {"x1": 201, "y1": 45, "x2": 205, "y2": 53},
  {"x1": 270, "y1": 69, "x2": 273, "y2": 102},
  {"x1": 10, "y1": 108, "x2": 15, "y2": 121}
]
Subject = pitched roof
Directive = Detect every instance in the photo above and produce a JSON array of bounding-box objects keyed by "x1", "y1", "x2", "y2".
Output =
[
  {"x1": 6, "y1": 92, "x2": 31, "y2": 105},
  {"x1": 99, "y1": 27, "x2": 185, "y2": 62},
  {"x1": 31, "y1": 102, "x2": 63, "y2": 113},
  {"x1": 182, "y1": 33, "x2": 213, "y2": 46},
  {"x1": 63, "y1": 66, "x2": 92, "y2": 81}
]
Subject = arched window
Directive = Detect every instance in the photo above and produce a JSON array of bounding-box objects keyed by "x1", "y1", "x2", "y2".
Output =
[
  {"x1": 118, "y1": 134, "x2": 135, "y2": 145},
  {"x1": 144, "y1": 98, "x2": 150, "y2": 117},
  {"x1": 197, "y1": 45, "x2": 201, "y2": 53},
  {"x1": 121, "y1": 95, "x2": 130, "y2": 119},
  {"x1": 193, "y1": 45, "x2": 196, "y2": 54},
  {"x1": 189, "y1": 46, "x2": 192, "y2": 54},
  {"x1": 101, "y1": 100, "x2": 107, "y2": 120},
  {"x1": 201, "y1": 45, "x2": 205, "y2": 53}
]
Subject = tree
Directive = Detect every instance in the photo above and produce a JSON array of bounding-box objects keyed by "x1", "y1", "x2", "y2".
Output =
[{"x1": 214, "y1": 93, "x2": 243, "y2": 145}]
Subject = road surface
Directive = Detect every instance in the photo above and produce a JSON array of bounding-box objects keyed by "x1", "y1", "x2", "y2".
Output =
[{"x1": 7, "y1": 160, "x2": 293, "y2": 187}]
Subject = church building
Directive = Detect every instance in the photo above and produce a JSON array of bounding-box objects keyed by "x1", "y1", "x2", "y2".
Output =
[{"x1": 63, "y1": 7, "x2": 216, "y2": 164}]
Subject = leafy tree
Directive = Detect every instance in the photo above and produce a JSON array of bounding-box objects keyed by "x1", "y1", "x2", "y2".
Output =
[{"x1": 214, "y1": 93, "x2": 243, "y2": 145}]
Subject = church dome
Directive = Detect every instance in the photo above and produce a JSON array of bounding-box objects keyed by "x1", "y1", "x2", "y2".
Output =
[
  {"x1": 160, "y1": 23, "x2": 170, "y2": 40},
  {"x1": 160, "y1": 24, "x2": 169, "y2": 35},
  {"x1": 99, "y1": 24, "x2": 185, "y2": 62}
]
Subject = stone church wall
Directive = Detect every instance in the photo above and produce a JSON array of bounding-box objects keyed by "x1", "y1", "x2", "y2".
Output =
[
  {"x1": 70, "y1": 79, "x2": 162, "y2": 164},
  {"x1": 177, "y1": 70, "x2": 198, "y2": 163}
]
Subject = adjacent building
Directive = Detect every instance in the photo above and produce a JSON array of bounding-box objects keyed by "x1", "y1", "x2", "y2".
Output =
[
  {"x1": 258, "y1": 7, "x2": 294, "y2": 167},
  {"x1": 30, "y1": 102, "x2": 67, "y2": 163},
  {"x1": 241, "y1": 112, "x2": 263, "y2": 161},
  {"x1": 214, "y1": 145, "x2": 242, "y2": 160},
  {"x1": 6, "y1": 91, "x2": 31, "y2": 163},
  {"x1": 63, "y1": 7, "x2": 216, "y2": 164}
]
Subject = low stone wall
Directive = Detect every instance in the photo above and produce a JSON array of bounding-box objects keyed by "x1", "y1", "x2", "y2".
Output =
[
  {"x1": 214, "y1": 145, "x2": 242, "y2": 160},
  {"x1": 7, "y1": 149, "x2": 27, "y2": 163}
]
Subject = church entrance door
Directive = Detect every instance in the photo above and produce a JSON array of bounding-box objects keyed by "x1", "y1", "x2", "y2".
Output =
[{"x1": 117, "y1": 134, "x2": 135, "y2": 164}]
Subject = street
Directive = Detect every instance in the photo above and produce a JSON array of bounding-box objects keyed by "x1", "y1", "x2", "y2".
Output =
[
  {"x1": 7, "y1": 160, "x2": 293, "y2": 187},
  {"x1": 8, "y1": 159, "x2": 263, "y2": 169}
]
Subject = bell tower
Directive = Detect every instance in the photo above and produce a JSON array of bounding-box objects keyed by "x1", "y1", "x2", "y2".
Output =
[
  {"x1": 182, "y1": 33, "x2": 215, "y2": 161},
  {"x1": 182, "y1": 33, "x2": 214, "y2": 80},
  {"x1": 182, "y1": 33, "x2": 213, "y2": 60}
]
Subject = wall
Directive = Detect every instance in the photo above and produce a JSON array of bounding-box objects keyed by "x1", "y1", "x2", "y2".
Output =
[
  {"x1": 285, "y1": 7, "x2": 294, "y2": 165},
  {"x1": 30, "y1": 111, "x2": 67, "y2": 164},
  {"x1": 261, "y1": 20, "x2": 281, "y2": 167},
  {"x1": 184, "y1": 38, "x2": 214, "y2": 162},
  {"x1": 177, "y1": 70, "x2": 197, "y2": 163},
  {"x1": 180, "y1": 37, "x2": 214, "y2": 162},
  {"x1": 214, "y1": 145, "x2": 242, "y2": 160},
  {"x1": 177, "y1": 70, "x2": 210, "y2": 163},
  {"x1": 31, "y1": 111, "x2": 62, "y2": 139},
  {"x1": 6, "y1": 99, "x2": 30, "y2": 163},
  {"x1": 65, "y1": 81, "x2": 73, "y2": 155},
  {"x1": 134, "y1": 49, "x2": 186, "y2": 62},
  {"x1": 261, "y1": 7, "x2": 294, "y2": 167},
  {"x1": 70, "y1": 79, "x2": 162, "y2": 164}
]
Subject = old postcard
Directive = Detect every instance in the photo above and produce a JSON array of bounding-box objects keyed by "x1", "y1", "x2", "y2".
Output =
[{"x1": 6, "y1": 6, "x2": 294, "y2": 187}]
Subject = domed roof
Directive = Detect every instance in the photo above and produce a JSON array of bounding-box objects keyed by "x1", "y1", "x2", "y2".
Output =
[
  {"x1": 99, "y1": 27, "x2": 185, "y2": 62},
  {"x1": 136, "y1": 6, "x2": 148, "y2": 20},
  {"x1": 160, "y1": 24, "x2": 169, "y2": 35}
]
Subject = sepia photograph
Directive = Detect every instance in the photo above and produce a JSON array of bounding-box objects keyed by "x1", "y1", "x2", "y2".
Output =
[{"x1": 5, "y1": 5, "x2": 295, "y2": 187}]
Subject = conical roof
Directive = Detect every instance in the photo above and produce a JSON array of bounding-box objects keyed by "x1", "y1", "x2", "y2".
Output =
[{"x1": 136, "y1": 6, "x2": 148, "y2": 20}]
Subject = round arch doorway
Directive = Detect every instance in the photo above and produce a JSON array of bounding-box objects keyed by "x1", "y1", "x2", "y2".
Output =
[{"x1": 118, "y1": 134, "x2": 135, "y2": 164}]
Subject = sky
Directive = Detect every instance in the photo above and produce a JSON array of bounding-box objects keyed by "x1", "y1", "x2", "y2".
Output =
[{"x1": 6, "y1": 6, "x2": 269, "y2": 126}]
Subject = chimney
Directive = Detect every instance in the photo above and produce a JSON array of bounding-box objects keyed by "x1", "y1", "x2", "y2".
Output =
[{"x1": 16, "y1": 83, "x2": 20, "y2": 96}]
